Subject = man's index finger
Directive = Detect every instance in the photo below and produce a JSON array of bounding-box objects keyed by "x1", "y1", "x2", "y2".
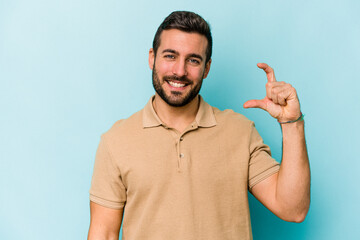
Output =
[{"x1": 257, "y1": 63, "x2": 276, "y2": 82}]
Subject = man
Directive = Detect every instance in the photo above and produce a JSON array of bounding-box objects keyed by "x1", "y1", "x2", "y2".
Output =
[{"x1": 88, "y1": 11, "x2": 310, "y2": 240}]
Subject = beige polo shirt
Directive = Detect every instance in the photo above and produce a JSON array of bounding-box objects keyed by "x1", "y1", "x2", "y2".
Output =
[{"x1": 89, "y1": 95, "x2": 280, "y2": 240}]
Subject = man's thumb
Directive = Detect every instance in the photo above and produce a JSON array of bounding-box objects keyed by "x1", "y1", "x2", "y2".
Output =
[{"x1": 243, "y1": 99, "x2": 267, "y2": 110}]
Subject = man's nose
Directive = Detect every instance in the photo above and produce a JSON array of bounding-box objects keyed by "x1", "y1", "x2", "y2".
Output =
[{"x1": 172, "y1": 59, "x2": 187, "y2": 77}]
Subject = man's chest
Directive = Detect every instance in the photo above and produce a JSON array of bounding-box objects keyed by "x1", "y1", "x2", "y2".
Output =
[{"x1": 111, "y1": 128, "x2": 250, "y2": 198}]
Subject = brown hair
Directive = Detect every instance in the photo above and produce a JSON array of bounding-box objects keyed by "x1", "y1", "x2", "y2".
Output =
[{"x1": 152, "y1": 11, "x2": 212, "y2": 63}]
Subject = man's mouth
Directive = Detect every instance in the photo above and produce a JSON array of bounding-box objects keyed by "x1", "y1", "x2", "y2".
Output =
[{"x1": 167, "y1": 80, "x2": 187, "y2": 88}]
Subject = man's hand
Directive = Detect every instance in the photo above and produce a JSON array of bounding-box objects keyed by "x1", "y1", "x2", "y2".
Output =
[
  {"x1": 243, "y1": 63, "x2": 301, "y2": 122},
  {"x1": 243, "y1": 63, "x2": 310, "y2": 222}
]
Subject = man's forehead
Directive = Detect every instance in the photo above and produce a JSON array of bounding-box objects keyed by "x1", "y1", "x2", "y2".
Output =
[{"x1": 158, "y1": 29, "x2": 208, "y2": 55}]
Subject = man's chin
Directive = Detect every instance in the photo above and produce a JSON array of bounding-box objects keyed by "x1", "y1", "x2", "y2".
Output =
[
  {"x1": 162, "y1": 93, "x2": 192, "y2": 107},
  {"x1": 165, "y1": 98, "x2": 188, "y2": 107}
]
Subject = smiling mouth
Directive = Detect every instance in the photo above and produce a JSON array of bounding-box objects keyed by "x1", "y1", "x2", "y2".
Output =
[{"x1": 167, "y1": 80, "x2": 187, "y2": 88}]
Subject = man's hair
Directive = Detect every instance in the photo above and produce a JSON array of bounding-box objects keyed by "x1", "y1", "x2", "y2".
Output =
[{"x1": 152, "y1": 11, "x2": 212, "y2": 63}]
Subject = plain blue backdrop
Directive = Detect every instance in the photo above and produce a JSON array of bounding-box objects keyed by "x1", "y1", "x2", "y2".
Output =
[{"x1": 1, "y1": 0, "x2": 359, "y2": 239}]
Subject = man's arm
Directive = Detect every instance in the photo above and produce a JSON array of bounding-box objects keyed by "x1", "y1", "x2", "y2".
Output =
[
  {"x1": 88, "y1": 201, "x2": 124, "y2": 240},
  {"x1": 251, "y1": 120, "x2": 310, "y2": 222},
  {"x1": 244, "y1": 63, "x2": 310, "y2": 222}
]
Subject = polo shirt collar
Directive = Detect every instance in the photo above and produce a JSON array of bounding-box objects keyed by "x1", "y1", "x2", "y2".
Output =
[
  {"x1": 195, "y1": 95, "x2": 217, "y2": 128},
  {"x1": 143, "y1": 96, "x2": 163, "y2": 128},
  {"x1": 143, "y1": 95, "x2": 217, "y2": 128}
]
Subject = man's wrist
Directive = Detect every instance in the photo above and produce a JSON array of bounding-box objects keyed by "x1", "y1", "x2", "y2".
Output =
[{"x1": 278, "y1": 113, "x2": 304, "y2": 124}]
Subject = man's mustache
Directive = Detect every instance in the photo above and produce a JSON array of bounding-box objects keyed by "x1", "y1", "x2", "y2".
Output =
[{"x1": 163, "y1": 75, "x2": 192, "y2": 84}]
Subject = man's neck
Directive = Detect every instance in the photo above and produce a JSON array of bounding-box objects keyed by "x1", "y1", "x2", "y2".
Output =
[{"x1": 152, "y1": 94, "x2": 200, "y2": 133}]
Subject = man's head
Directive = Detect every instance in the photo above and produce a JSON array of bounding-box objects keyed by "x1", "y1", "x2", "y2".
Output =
[
  {"x1": 152, "y1": 11, "x2": 212, "y2": 64},
  {"x1": 149, "y1": 11, "x2": 213, "y2": 107}
]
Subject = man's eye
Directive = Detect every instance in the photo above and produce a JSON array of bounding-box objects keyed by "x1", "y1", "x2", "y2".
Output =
[
  {"x1": 188, "y1": 59, "x2": 200, "y2": 64},
  {"x1": 164, "y1": 55, "x2": 175, "y2": 59}
]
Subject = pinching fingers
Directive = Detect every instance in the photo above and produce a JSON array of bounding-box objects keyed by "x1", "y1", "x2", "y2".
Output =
[
  {"x1": 257, "y1": 63, "x2": 276, "y2": 83},
  {"x1": 266, "y1": 82, "x2": 290, "y2": 105}
]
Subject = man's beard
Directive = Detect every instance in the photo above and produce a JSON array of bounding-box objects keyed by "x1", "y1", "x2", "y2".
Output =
[{"x1": 152, "y1": 66, "x2": 204, "y2": 107}]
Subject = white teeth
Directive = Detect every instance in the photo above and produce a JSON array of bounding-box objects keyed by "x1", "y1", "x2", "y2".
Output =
[{"x1": 168, "y1": 81, "x2": 185, "y2": 88}]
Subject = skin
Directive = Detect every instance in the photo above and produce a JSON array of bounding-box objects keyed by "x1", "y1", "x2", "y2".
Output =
[
  {"x1": 88, "y1": 30, "x2": 310, "y2": 239},
  {"x1": 88, "y1": 201, "x2": 123, "y2": 240},
  {"x1": 149, "y1": 29, "x2": 211, "y2": 133},
  {"x1": 244, "y1": 63, "x2": 310, "y2": 222}
]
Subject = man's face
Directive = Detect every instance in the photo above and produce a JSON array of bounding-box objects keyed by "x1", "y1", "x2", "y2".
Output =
[{"x1": 149, "y1": 29, "x2": 211, "y2": 107}]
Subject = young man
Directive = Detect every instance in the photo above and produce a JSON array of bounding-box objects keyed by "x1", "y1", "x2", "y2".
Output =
[{"x1": 88, "y1": 11, "x2": 310, "y2": 240}]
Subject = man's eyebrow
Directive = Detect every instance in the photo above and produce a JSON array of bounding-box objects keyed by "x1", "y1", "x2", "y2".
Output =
[
  {"x1": 161, "y1": 49, "x2": 203, "y2": 62},
  {"x1": 188, "y1": 53, "x2": 203, "y2": 62},
  {"x1": 162, "y1": 49, "x2": 178, "y2": 54}
]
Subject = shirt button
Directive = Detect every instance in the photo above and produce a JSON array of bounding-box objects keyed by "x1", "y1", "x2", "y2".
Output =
[{"x1": 180, "y1": 153, "x2": 184, "y2": 158}]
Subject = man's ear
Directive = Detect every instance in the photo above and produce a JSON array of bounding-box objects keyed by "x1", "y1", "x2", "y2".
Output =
[
  {"x1": 203, "y1": 59, "x2": 212, "y2": 79},
  {"x1": 149, "y1": 48, "x2": 155, "y2": 70}
]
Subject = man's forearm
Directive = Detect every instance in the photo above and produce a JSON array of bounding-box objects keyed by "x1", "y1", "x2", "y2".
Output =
[{"x1": 276, "y1": 120, "x2": 310, "y2": 221}]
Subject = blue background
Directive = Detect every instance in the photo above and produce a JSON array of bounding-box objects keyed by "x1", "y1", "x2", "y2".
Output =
[{"x1": 1, "y1": 0, "x2": 359, "y2": 239}]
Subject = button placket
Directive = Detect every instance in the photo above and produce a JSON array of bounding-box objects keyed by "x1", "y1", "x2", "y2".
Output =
[
  {"x1": 176, "y1": 134, "x2": 186, "y2": 172},
  {"x1": 176, "y1": 136, "x2": 181, "y2": 172}
]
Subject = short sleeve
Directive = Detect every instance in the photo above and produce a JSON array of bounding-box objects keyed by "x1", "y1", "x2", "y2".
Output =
[
  {"x1": 89, "y1": 136, "x2": 127, "y2": 209},
  {"x1": 248, "y1": 122, "x2": 280, "y2": 191}
]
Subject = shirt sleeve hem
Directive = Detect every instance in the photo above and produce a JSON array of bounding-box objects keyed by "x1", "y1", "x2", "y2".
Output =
[
  {"x1": 89, "y1": 194, "x2": 125, "y2": 210},
  {"x1": 248, "y1": 165, "x2": 280, "y2": 192}
]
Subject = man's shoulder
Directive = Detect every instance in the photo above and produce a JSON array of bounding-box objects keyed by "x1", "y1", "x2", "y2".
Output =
[
  {"x1": 102, "y1": 108, "x2": 144, "y2": 140},
  {"x1": 212, "y1": 106, "x2": 252, "y2": 126}
]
